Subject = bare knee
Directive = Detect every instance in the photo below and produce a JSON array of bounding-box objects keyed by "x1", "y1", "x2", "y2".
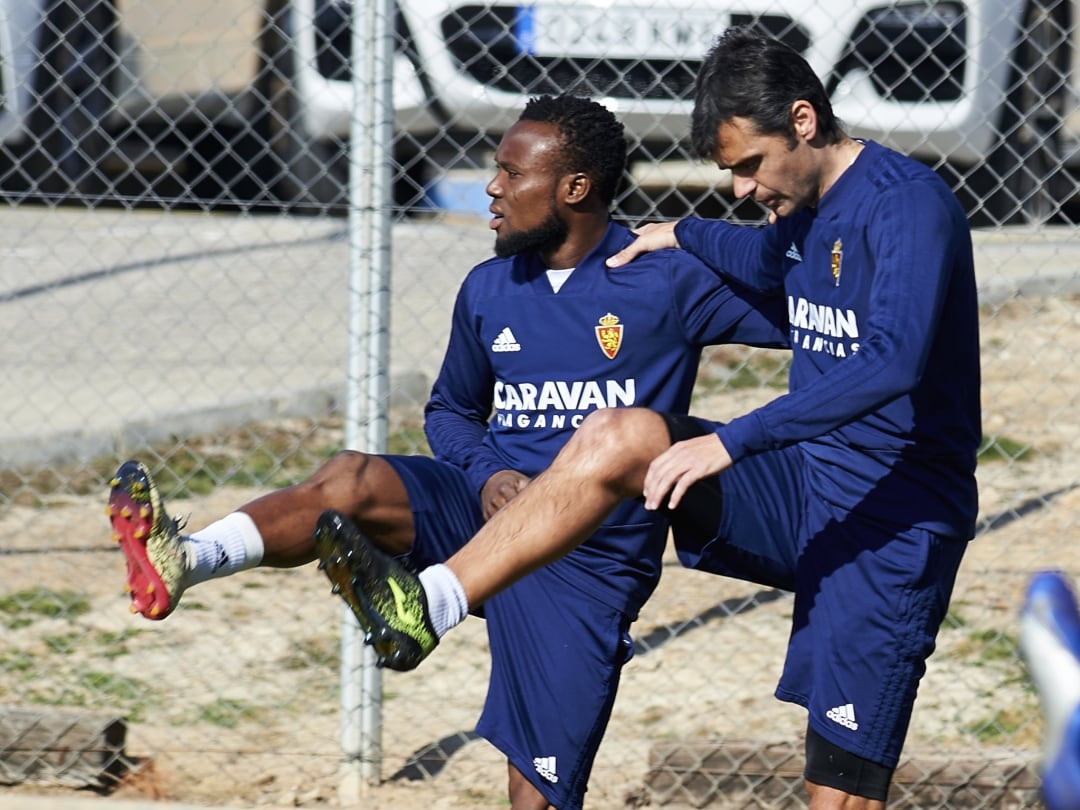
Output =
[
  {"x1": 298, "y1": 451, "x2": 414, "y2": 553},
  {"x1": 507, "y1": 763, "x2": 552, "y2": 810},
  {"x1": 559, "y1": 408, "x2": 671, "y2": 494},
  {"x1": 303, "y1": 451, "x2": 379, "y2": 510},
  {"x1": 306, "y1": 451, "x2": 407, "y2": 520},
  {"x1": 805, "y1": 780, "x2": 885, "y2": 809}
]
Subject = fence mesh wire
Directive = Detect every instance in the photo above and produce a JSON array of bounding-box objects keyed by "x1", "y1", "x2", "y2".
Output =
[{"x1": 1, "y1": 0, "x2": 1078, "y2": 807}]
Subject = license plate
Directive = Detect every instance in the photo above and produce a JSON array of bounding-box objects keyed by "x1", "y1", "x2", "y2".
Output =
[{"x1": 515, "y1": 5, "x2": 723, "y2": 60}]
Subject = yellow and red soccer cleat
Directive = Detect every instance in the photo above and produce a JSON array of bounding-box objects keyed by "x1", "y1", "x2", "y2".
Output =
[{"x1": 107, "y1": 460, "x2": 188, "y2": 620}]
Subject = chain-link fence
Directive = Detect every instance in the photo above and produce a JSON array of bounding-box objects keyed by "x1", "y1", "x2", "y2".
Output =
[{"x1": 1, "y1": 0, "x2": 1079, "y2": 807}]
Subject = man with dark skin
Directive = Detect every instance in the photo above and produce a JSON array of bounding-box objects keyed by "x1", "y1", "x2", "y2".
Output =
[{"x1": 109, "y1": 94, "x2": 786, "y2": 808}]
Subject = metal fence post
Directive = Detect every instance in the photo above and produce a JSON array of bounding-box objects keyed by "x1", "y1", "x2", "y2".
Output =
[{"x1": 340, "y1": 0, "x2": 396, "y2": 798}]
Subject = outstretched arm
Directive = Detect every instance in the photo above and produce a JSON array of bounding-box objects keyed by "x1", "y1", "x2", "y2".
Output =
[{"x1": 712, "y1": 185, "x2": 967, "y2": 463}]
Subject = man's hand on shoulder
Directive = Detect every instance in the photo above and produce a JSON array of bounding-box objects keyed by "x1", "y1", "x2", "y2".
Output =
[
  {"x1": 481, "y1": 469, "x2": 531, "y2": 520},
  {"x1": 606, "y1": 221, "x2": 681, "y2": 268}
]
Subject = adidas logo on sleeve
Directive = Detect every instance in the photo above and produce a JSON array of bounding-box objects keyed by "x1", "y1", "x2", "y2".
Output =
[{"x1": 492, "y1": 327, "x2": 521, "y2": 352}]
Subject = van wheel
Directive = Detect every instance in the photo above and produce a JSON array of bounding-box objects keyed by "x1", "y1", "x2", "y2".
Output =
[
  {"x1": 980, "y1": 0, "x2": 1072, "y2": 225},
  {"x1": 255, "y1": 2, "x2": 347, "y2": 215},
  {"x1": 26, "y1": 0, "x2": 117, "y2": 200}
]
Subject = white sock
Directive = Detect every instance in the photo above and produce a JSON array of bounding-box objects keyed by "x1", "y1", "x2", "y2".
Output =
[
  {"x1": 184, "y1": 512, "x2": 265, "y2": 586},
  {"x1": 418, "y1": 564, "x2": 468, "y2": 638}
]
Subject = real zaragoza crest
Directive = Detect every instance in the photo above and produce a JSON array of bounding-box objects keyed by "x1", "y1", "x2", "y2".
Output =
[
  {"x1": 595, "y1": 312, "x2": 623, "y2": 359},
  {"x1": 831, "y1": 238, "x2": 843, "y2": 286}
]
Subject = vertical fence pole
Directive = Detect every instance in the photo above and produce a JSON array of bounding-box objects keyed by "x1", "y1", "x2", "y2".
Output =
[{"x1": 340, "y1": 0, "x2": 395, "y2": 799}]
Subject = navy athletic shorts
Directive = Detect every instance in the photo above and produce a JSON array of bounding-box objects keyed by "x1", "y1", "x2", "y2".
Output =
[
  {"x1": 383, "y1": 454, "x2": 633, "y2": 809},
  {"x1": 663, "y1": 415, "x2": 967, "y2": 773}
]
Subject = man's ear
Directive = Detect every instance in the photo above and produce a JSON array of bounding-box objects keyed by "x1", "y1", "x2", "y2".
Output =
[
  {"x1": 563, "y1": 172, "x2": 591, "y2": 204},
  {"x1": 790, "y1": 99, "x2": 818, "y2": 142}
]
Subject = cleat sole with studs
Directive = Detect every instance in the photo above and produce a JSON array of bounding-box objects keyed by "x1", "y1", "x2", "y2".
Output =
[{"x1": 108, "y1": 461, "x2": 180, "y2": 621}]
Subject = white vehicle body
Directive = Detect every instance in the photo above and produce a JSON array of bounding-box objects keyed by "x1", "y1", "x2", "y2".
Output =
[
  {"x1": 0, "y1": 0, "x2": 436, "y2": 146},
  {"x1": 0, "y1": 0, "x2": 1075, "y2": 220},
  {"x1": 397, "y1": 0, "x2": 1078, "y2": 158}
]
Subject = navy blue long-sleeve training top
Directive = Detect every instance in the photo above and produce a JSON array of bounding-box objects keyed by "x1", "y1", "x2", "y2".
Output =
[
  {"x1": 675, "y1": 140, "x2": 981, "y2": 539},
  {"x1": 424, "y1": 221, "x2": 788, "y2": 615}
]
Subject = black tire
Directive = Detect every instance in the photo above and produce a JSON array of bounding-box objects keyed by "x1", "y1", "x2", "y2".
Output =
[
  {"x1": 254, "y1": 2, "x2": 348, "y2": 215},
  {"x1": 25, "y1": 0, "x2": 118, "y2": 201},
  {"x1": 979, "y1": 0, "x2": 1072, "y2": 225}
]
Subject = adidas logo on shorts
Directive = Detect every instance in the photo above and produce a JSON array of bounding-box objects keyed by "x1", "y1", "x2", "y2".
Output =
[
  {"x1": 826, "y1": 702, "x2": 859, "y2": 731},
  {"x1": 533, "y1": 755, "x2": 559, "y2": 783}
]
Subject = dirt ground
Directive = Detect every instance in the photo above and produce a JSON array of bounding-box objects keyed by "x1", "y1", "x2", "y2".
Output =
[{"x1": 2, "y1": 295, "x2": 1079, "y2": 809}]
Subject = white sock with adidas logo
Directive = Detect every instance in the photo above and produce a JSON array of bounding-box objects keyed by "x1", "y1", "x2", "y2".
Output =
[
  {"x1": 418, "y1": 563, "x2": 468, "y2": 638},
  {"x1": 185, "y1": 512, "x2": 266, "y2": 586}
]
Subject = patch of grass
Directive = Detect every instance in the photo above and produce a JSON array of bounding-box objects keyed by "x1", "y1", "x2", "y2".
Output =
[
  {"x1": 978, "y1": 434, "x2": 1034, "y2": 463},
  {"x1": 44, "y1": 633, "x2": 81, "y2": 655},
  {"x1": 196, "y1": 698, "x2": 268, "y2": 729},
  {"x1": 0, "y1": 415, "x2": 347, "y2": 505},
  {"x1": 78, "y1": 671, "x2": 145, "y2": 701},
  {"x1": 951, "y1": 627, "x2": 1019, "y2": 665},
  {"x1": 728, "y1": 360, "x2": 791, "y2": 390},
  {"x1": 149, "y1": 448, "x2": 272, "y2": 498},
  {"x1": 388, "y1": 425, "x2": 431, "y2": 456},
  {"x1": 280, "y1": 638, "x2": 338, "y2": 670},
  {"x1": 696, "y1": 348, "x2": 791, "y2": 395},
  {"x1": 462, "y1": 787, "x2": 509, "y2": 805},
  {"x1": 0, "y1": 587, "x2": 91, "y2": 620},
  {"x1": 0, "y1": 650, "x2": 36, "y2": 675},
  {"x1": 23, "y1": 669, "x2": 154, "y2": 722},
  {"x1": 964, "y1": 707, "x2": 1031, "y2": 744},
  {"x1": 637, "y1": 705, "x2": 667, "y2": 726},
  {"x1": 153, "y1": 418, "x2": 432, "y2": 493},
  {"x1": 0, "y1": 412, "x2": 436, "y2": 507},
  {"x1": 94, "y1": 628, "x2": 144, "y2": 659},
  {"x1": 940, "y1": 608, "x2": 967, "y2": 630},
  {"x1": 968, "y1": 629, "x2": 1019, "y2": 663}
]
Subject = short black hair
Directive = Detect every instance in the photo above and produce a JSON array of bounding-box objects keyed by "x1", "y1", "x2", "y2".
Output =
[
  {"x1": 691, "y1": 28, "x2": 843, "y2": 159},
  {"x1": 518, "y1": 94, "x2": 627, "y2": 205}
]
